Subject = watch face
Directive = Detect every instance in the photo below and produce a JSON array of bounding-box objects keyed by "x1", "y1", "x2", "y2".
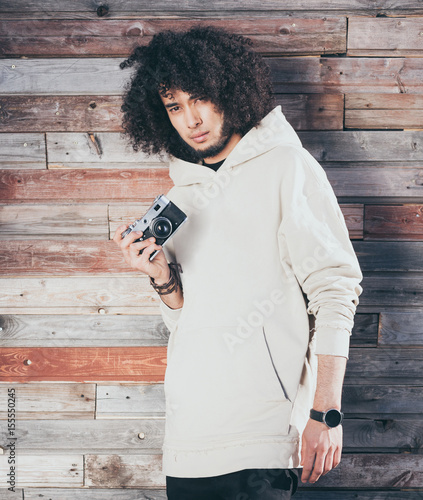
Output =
[{"x1": 324, "y1": 409, "x2": 342, "y2": 428}]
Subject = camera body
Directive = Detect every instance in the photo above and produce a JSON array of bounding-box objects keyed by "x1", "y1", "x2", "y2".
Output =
[{"x1": 121, "y1": 194, "x2": 187, "y2": 261}]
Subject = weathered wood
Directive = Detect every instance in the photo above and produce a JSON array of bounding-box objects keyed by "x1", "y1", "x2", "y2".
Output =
[
  {"x1": 0, "y1": 314, "x2": 169, "y2": 347},
  {"x1": 0, "y1": 419, "x2": 165, "y2": 454},
  {"x1": 0, "y1": 347, "x2": 166, "y2": 382},
  {"x1": 23, "y1": 489, "x2": 167, "y2": 500},
  {"x1": 354, "y1": 241, "x2": 423, "y2": 272},
  {"x1": 348, "y1": 17, "x2": 423, "y2": 57},
  {"x1": 345, "y1": 93, "x2": 423, "y2": 129},
  {"x1": 0, "y1": 95, "x2": 125, "y2": 133},
  {"x1": 0, "y1": 455, "x2": 83, "y2": 487},
  {"x1": 0, "y1": 169, "x2": 173, "y2": 203},
  {"x1": 365, "y1": 205, "x2": 423, "y2": 240},
  {"x1": 47, "y1": 132, "x2": 165, "y2": 168},
  {"x1": 0, "y1": 95, "x2": 343, "y2": 132},
  {"x1": 85, "y1": 454, "x2": 164, "y2": 488},
  {"x1": 0, "y1": 18, "x2": 346, "y2": 56},
  {"x1": 0, "y1": 134, "x2": 45, "y2": 169},
  {"x1": 359, "y1": 275, "x2": 423, "y2": 309},
  {"x1": 0, "y1": 383, "x2": 95, "y2": 419},
  {"x1": 346, "y1": 347, "x2": 423, "y2": 384},
  {"x1": 379, "y1": 312, "x2": 423, "y2": 346},
  {"x1": 3, "y1": 57, "x2": 423, "y2": 95},
  {"x1": 350, "y1": 313, "x2": 378, "y2": 347},
  {"x1": 97, "y1": 384, "x2": 165, "y2": 418},
  {"x1": 0, "y1": 204, "x2": 108, "y2": 240}
]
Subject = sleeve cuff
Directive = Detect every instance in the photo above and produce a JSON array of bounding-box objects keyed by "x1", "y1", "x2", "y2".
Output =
[
  {"x1": 159, "y1": 296, "x2": 183, "y2": 334},
  {"x1": 314, "y1": 326, "x2": 351, "y2": 359}
]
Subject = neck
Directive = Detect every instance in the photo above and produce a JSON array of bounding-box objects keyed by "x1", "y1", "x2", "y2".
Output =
[{"x1": 203, "y1": 132, "x2": 242, "y2": 163}]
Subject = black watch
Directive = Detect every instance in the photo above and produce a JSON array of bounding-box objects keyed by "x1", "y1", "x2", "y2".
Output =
[{"x1": 310, "y1": 408, "x2": 344, "y2": 428}]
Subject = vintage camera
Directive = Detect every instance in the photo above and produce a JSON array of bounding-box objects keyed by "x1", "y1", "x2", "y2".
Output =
[{"x1": 121, "y1": 194, "x2": 187, "y2": 261}]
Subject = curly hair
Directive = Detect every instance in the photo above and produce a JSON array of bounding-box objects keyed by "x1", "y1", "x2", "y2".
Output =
[{"x1": 119, "y1": 26, "x2": 275, "y2": 163}]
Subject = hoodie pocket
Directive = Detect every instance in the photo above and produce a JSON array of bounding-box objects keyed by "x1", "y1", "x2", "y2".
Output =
[{"x1": 262, "y1": 326, "x2": 291, "y2": 403}]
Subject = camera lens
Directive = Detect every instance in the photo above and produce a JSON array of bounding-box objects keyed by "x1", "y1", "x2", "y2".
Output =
[{"x1": 150, "y1": 217, "x2": 172, "y2": 238}]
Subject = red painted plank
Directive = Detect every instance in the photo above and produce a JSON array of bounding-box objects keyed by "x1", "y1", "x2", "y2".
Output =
[{"x1": 0, "y1": 347, "x2": 167, "y2": 382}]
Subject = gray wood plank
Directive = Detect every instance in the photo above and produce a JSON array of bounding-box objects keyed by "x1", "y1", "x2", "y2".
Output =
[
  {"x1": 0, "y1": 204, "x2": 108, "y2": 240},
  {"x1": 348, "y1": 17, "x2": 423, "y2": 57},
  {"x1": 0, "y1": 134, "x2": 45, "y2": 169},
  {"x1": 0, "y1": 383, "x2": 95, "y2": 419},
  {"x1": 0, "y1": 419, "x2": 165, "y2": 454},
  {"x1": 47, "y1": 133, "x2": 165, "y2": 168},
  {"x1": 0, "y1": 455, "x2": 83, "y2": 487},
  {"x1": 23, "y1": 490, "x2": 167, "y2": 500},
  {"x1": 360, "y1": 274, "x2": 423, "y2": 308},
  {"x1": 354, "y1": 241, "x2": 423, "y2": 272},
  {"x1": 96, "y1": 384, "x2": 166, "y2": 418},
  {"x1": 0, "y1": 315, "x2": 169, "y2": 347},
  {"x1": 379, "y1": 312, "x2": 423, "y2": 347},
  {"x1": 350, "y1": 313, "x2": 378, "y2": 347}
]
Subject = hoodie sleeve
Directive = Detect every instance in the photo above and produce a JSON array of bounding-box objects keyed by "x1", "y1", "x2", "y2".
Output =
[{"x1": 277, "y1": 147, "x2": 363, "y2": 359}]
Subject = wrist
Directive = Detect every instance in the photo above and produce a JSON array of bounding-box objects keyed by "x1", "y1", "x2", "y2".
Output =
[{"x1": 151, "y1": 269, "x2": 170, "y2": 286}]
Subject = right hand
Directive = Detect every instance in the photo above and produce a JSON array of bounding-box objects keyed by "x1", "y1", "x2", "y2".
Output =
[{"x1": 113, "y1": 224, "x2": 170, "y2": 284}]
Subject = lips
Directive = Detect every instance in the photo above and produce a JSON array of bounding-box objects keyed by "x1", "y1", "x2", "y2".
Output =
[{"x1": 191, "y1": 132, "x2": 209, "y2": 143}]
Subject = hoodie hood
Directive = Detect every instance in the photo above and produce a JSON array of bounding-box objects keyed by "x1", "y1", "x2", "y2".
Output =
[{"x1": 168, "y1": 105, "x2": 302, "y2": 187}]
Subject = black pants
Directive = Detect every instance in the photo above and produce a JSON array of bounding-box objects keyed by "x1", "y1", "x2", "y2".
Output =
[{"x1": 166, "y1": 468, "x2": 299, "y2": 500}]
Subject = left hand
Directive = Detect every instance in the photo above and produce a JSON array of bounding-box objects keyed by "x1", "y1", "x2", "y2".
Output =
[{"x1": 300, "y1": 418, "x2": 342, "y2": 484}]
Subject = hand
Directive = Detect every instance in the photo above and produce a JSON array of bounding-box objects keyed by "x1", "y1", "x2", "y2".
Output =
[
  {"x1": 299, "y1": 418, "x2": 342, "y2": 484},
  {"x1": 112, "y1": 224, "x2": 170, "y2": 283}
]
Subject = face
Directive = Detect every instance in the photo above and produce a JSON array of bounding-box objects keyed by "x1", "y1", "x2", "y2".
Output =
[{"x1": 160, "y1": 89, "x2": 241, "y2": 163}]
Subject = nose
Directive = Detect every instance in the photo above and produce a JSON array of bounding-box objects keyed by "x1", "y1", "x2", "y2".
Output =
[{"x1": 185, "y1": 105, "x2": 202, "y2": 129}]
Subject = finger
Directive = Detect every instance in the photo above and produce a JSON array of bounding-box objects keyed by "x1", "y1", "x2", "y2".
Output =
[
  {"x1": 308, "y1": 450, "x2": 325, "y2": 483},
  {"x1": 112, "y1": 224, "x2": 130, "y2": 244},
  {"x1": 128, "y1": 237, "x2": 156, "y2": 257},
  {"x1": 323, "y1": 448, "x2": 335, "y2": 475},
  {"x1": 130, "y1": 243, "x2": 162, "y2": 269},
  {"x1": 301, "y1": 450, "x2": 316, "y2": 483},
  {"x1": 332, "y1": 445, "x2": 342, "y2": 469},
  {"x1": 121, "y1": 230, "x2": 145, "y2": 250}
]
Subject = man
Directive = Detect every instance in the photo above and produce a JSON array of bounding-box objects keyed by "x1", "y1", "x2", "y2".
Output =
[{"x1": 113, "y1": 26, "x2": 363, "y2": 499}]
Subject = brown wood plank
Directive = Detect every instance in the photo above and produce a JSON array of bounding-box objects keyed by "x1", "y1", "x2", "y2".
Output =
[
  {"x1": 0, "y1": 133, "x2": 45, "y2": 169},
  {"x1": 0, "y1": 347, "x2": 167, "y2": 382},
  {"x1": 0, "y1": 314, "x2": 169, "y2": 347},
  {"x1": 379, "y1": 312, "x2": 423, "y2": 347},
  {"x1": 345, "y1": 94, "x2": 423, "y2": 129},
  {"x1": 0, "y1": 204, "x2": 108, "y2": 240},
  {"x1": 346, "y1": 347, "x2": 423, "y2": 384},
  {"x1": 364, "y1": 205, "x2": 423, "y2": 240},
  {"x1": 0, "y1": 455, "x2": 83, "y2": 488},
  {"x1": 3, "y1": 57, "x2": 423, "y2": 95},
  {"x1": 353, "y1": 241, "x2": 423, "y2": 272},
  {"x1": 0, "y1": 94, "x2": 343, "y2": 132},
  {"x1": 0, "y1": 169, "x2": 173, "y2": 203},
  {"x1": 0, "y1": 18, "x2": 346, "y2": 56},
  {"x1": 0, "y1": 383, "x2": 95, "y2": 419},
  {"x1": 348, "y1": 17, "x2": 423, "y2": 57}
]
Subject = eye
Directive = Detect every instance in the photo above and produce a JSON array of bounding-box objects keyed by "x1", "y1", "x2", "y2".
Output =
[{"x1": 168, "y1": 106, "x2": 180, "y2": 113}]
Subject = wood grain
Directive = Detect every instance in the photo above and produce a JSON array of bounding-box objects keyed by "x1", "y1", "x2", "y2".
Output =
[
  {"x1": 0, "y1": 18, "x2": 346, "y2": 56},
  {"x1": 348, "y1": 17, "x2": 423, "y2": 57},
  {"x1": 0, "y1": 347, "x2": 167, "y2": 382},
  {"x1": 0, "y1": 383, "x2": 95, "y2": 419},
  {"x1": 379, "y1": 312, "x2": 423, "y2": 346},
  {"x1": 0, "y1": 133, "x2": 45, "y2": 169},
  {"x1": 353, "y1": 241, "x2": 423, "y2": 272},
  {"x1": 23, "y1": 489, "x2": 168, "y2": 499},
  {"x1": 364, "y1": 205, "x2": 423, "y2": 240}
]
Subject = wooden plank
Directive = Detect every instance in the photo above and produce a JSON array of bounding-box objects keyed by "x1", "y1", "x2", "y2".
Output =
[
  {"x1": 0, "y1": 383, "x2": 95, "y2": 419},
  {"x1": 350, "y1": 313, "x2": 378, "y2": 347},
  {"x1": 365, "y1": 205, "x2": 423, "y2": 240},
  {"x1": 23, "y1": 489, "x2": 167, "y2": 500},
  {"x1": 346, "y1": 347, "x2": 423, "y2": 385},
  {"x1": 85, "y1": 454, "x2": 164, "y2": 488},
  {"x1": 0, "y1": 314, "x2": 169, "y2": 348},
  {"x1": 3, "y1": 57, "x2": 423, "y2": 95},
  {"x1": 354, "y1": 241, "x2": 423, "y2": 272},
  {"x1": 46, "y1": 132, "x2": 164, "y2": 168},
  {"x1": 97, "y1": 384, "x2": 165, "y2": 418},
  {"x1": 0, "y1": 204, "x2": 108, "y2": 240},
  {"x1": 360, "y1": 275, "x2": 423, "y2": 309},
  {"x1": 0, "y1": 455, "x2": 83, "y2": 488},
  {"x1": 0, "y1": 18, "x2": 346, "y2": 56},
  {"x1": 340, "y1": 204, "x2": 363, "y2": 239},
  {"x1": 0, "y1": 419, "x2": 165, "y2": 454},
  {"x1": 0, "y1": 95, "x2": 343, "y2": 132},
  {"x1": 0, "y1": 95, "x2": 125, "y2": 133},
  {"x1": 0, "y1": 347, "x2": 167, "y2": 382},
  {"x1": 1, "y1": 0, "x2": 423, "y2": 15},
  {"x1": 0, "y1": 169, "x2": 173, "y2": 203},
  {"x1": 345, "y1": 94, "x2": 423, "y2": 129},
  {"x1": 0, "y1": 134, "x2": 45, "y2": 169},
  {"x1": 348, "y1": 17, "x2": 423, "y2": 57},
  {"x1": 379, "y1": 312, "x2": 423, "y2": 346}
]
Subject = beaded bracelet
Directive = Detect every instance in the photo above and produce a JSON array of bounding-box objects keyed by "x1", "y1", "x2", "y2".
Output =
[{"x1": 149, "y1": 262, "x2": 183, "y2": 296}]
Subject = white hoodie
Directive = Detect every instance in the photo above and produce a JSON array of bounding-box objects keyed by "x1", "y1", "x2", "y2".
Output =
[{"x1": 158, "y1": 106, "x2": 363, "y2": 478}]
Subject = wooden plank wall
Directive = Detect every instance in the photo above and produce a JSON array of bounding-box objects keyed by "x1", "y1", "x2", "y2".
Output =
[{"x1": 1, "y1": 1, "x2": 423, "y2": 498}]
